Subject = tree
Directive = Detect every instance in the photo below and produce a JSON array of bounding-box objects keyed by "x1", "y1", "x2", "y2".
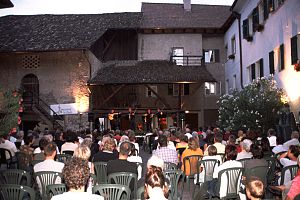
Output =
[
  {"x1": 0, "y1": 88, "x2": 20, "y2": 136},
  {"x1": 217, "y1": 76, "x2": 286, "y2": 134}
]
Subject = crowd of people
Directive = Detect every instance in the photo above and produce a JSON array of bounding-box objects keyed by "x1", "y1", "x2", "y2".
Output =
[{"x1": 0, "y1": 125, "x2": 300, "y2": 199}]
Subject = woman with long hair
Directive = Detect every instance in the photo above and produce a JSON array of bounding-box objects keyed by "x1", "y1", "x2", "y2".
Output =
[{"x1": 144, "y1": 166, "x2": 168, "y2": 200}]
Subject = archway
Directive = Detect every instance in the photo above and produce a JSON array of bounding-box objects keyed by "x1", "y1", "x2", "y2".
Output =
[{"x1": 21, "y1": 74, "x2": 39, "y2": 106}]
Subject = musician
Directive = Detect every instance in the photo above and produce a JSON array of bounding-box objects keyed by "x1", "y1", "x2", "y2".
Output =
[
  {"x1": 108, "y1": 109, "x2": 120, "y2": 130},
  {"x1": 128, "y1": 107, "x2": 136, "y2": 131},
  {"x1": 144, "y1": 109, "x2": 153, "y2": 133}
]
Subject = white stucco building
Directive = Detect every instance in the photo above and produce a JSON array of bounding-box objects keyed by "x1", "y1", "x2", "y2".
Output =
[{"x1": 224, "y1": 0, "x2": 300, "y2": 121}]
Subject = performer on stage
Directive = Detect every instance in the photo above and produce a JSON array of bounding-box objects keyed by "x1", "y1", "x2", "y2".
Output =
[
  {"x1": 108, "y1": 109, "x2": 120, "y2": 130},
  {"x1": 144, "y1": 108, "x2": 153, "y2": 133},
  {"x1": 128, "y1": 107, "x2": 136, "y2": 131}
]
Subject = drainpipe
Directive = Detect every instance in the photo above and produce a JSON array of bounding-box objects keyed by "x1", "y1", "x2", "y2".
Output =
[{"x1": 233, "y1": 11, "x2": 244, "y2": 89}]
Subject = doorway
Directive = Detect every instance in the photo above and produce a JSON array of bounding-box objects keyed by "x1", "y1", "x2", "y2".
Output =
[{"x1": 21, "y1": 74, "x2": 39, "y2": 107}]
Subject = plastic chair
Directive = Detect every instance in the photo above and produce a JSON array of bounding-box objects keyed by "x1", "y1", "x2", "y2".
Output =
[
  {"x1": 182, "y1": 155, "x2": 203, "y2": 192},
  {"x1": 194, "y1": 159, "x2": 220, "y2": 198},
  {"x1": 164, "y1": 169, "x2": 185, "y2": 200},
  {"x1": 0, "y1": 148, "x2": 17, "y2": 169},
  {"x1": 279, "y1": 164, "x2": 299, "y2": 185},
  {"x1": 56, "y1": 154, "x2": 72, "y2": 163},
  {"x1": 0, "y1": 184, "x2": 36, "y2": 200},
  {"x1": 136, "y1": 186, "x2": 144, "y2": 200},
  {"x1": 31, "y1": 159, "x2": 43, "y2": 167},
  {"x1": 237, "y1": 157, "x2": 252, "y2": 167},
  {"x1": 108, "y1": 172, "x2": 137, "y2": 199},
  {"x1": 164, "y1": 162, "x2": 178, "y2": 171},
  {"x1": 62, "y1": 150, "x2": 74, "y2": 156},
  {"x1": 92, "y1": 184, "x2": 131, "y2": 200},
  {"x1": 1, "y1": 169, "x2": 31, "y2": 186},
  {"x1": 211, "y1": 167, "x2": 243, "y2": 200},
  {"x1": 16, "y1": 152, "x2": 32, "y2": 171},
  {"x1": 46, "y1": 183, "x2": 67, "y2": 199},
  {"x1": 34, "y1": 171, "x2": 63, "y2": 200},
  {"x1": 265, "y1": 156, "x2": 276, "y2": 185},
  {"x1": 93, "y1": 161, "x2": 108, "y2": 184},
  {"x1": 246, "y1": 165, "x2": 269, "y2": 187},
  {"x1": 216, "y1": 153, "x2": 225, "y2": 162}
]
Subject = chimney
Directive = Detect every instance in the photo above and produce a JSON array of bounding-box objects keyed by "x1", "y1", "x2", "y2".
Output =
[{"x1": 183, "y1": 0, "x2": 191, "y2": 11}]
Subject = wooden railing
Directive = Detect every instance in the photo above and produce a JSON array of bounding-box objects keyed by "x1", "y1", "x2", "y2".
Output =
[{"x1": 170, "y1": 55, "x2": 204, "y2": 66}]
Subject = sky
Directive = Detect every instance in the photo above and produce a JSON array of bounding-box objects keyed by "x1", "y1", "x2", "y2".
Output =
[{"x1": 0, "y1": 0, "x2": 235, "y2": 16}]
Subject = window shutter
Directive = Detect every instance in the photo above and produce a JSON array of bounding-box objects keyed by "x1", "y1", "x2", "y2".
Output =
[
  {"x1": 251, "y1": 63, "x2": 256, "y2": 80},
  {"x1": 259, "y1": 58, "x2": 264, "y2": 77},
  {"x1": 268, "y1": 0, "x2": 274, "y2": 12},
  {"x1": 280, "y1": 44, "x2": 285, "y2": 70},
  {"x1": 184, "y1": 84, "x2": 189, "y2": 95},
  {"x1": 242, "y1": 19, "x2": 249, "y2": 39},
  {"x1": 291, "y1": 35, "x2": 298, "y2": 65},
  {"x1": 263, "y1": 0, "x2": 269, "y2": 20},
  {"x1": 269, "y1": 51, "x2": 275, "y2": 74},
  {"x1": 252, "y1": 7, "x2": 259, "y2": 31},
  {"x1": 214, "y1": 49, "x2": 220, "y2": 63},
  {"x1": 168, "y1": 84, "x2": 173, "y2": 95}
]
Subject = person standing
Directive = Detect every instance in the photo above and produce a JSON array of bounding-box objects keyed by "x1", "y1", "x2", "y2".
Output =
[
  {"x1": 128, "y1": 107, "x2": 136, "y2": 131},
  {"x1": 144, "y1": 109, "x2": 153, "y2": 133}
]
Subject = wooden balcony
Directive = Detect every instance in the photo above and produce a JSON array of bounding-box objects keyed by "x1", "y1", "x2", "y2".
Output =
[{"x1": 170, "y1": 55, "x2": 204, "y2": 66}]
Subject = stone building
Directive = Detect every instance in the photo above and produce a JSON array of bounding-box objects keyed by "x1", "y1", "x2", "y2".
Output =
[{"x1": 0, "y1": 1, "x2": 232, "y2": 131}]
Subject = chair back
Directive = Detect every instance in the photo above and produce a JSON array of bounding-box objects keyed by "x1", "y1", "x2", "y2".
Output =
[
  {"x1": 0, "y1": 184, "x2": 36, "y2": 200},
  {"x1": 46, "y1": 183, "x2": 67, "y2": 199},
  {"x1": 0, "y1": 148, "x2": 13, "y2": 168},
  {"x1": 62, "y1": 150, "x2": 74, "y2": 156},
  {"x1": 265, "y1": 156, "x2": 276, "y2": 184},
  {"x1": 216, "y1": 153, "x2": 225, "y2": 162},
  {"x1": 164, "y1": 162, "x2": 178, "y2": 171},
  {"x1": 280, "y1": 164, "x2": 299, "y2": 185},
  {"x1": 92, "y1": 184, "x2": 131, "y2": 200},
  {"x1": 164, "y1": 169, "x2": 185, "y2": 200},
  {"x1": 136, "y1": 186, "x2": 145, "y2": 200},
  {"x1": 56, "y1": 154, "x2": 72, "y2": 163},
  {"x1": 237, "y1": 157, "x2": 252, "y2": 167},
  {"x1": 94, "y1": 161, "x2": 108, "y2": 184},
  {"x1": 217, "y1": 167, "x2": 243, "y2": 199},
  {"x1": 196, "y1": 159, "x2": 220, "y2": 183},
  {"x1": 1, "y1": 169, "x2": 31, "y2": 186},
  {"x1": 108, "y1": 172, "x2": 137, "y2": 198},
  {"x1": 183, "y1": 155, "x2": 203, "y2": 176},
  {"x1": 34, "y1": 171, "x2": 63, "y2": 200},
  {"x1": 248, "y1": 165, "x2": 269, "y2": 186}
]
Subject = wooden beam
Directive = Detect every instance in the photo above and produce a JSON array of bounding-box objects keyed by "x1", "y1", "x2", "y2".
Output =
[
  {"x1": 145, "y1": 84, "x2": 172, "y2": 110},
  {"x1": 100, "y1": 84, "x2": 126, "y2": 108},
  {"x1": 102, "y1": 31, "x2": 118, "y2": 57}
]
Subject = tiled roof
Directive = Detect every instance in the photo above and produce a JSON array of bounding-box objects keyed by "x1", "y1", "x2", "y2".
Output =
[
  {"x1": 141, "y1": 3, "x2": 231, "y2": 29},
  {"x1": 89, "y1": 60, "x2": 215, "y2": 84},
  {"x1": 0, "y1": 0, "x2": 13, "y2": 9},
  {"x1": 0, "y1": 13, "x2": 142, "y2": 52}
]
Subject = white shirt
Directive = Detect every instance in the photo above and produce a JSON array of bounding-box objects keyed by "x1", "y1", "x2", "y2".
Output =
[
  {"x1": 34, "y1": 159, "x2": 64, "y2": 173},
  {"x1": 236, "y1": 151, "x2": 253, "y2": 160},
  {"x1": 51, "y1": 192, "x2": 104, "y2": 200},
  {"x1": 272, "y1": 145, "x2": 288, "y2": 155},
  {"x1": 268, "y1": 136, "x2": 277, "y2": 147},
  {"x1": 283, "y1": 138, "x2": 300, "y2": 148},
  {"x1": 0, "y1": 139, "x2": 18, "y2": 159},
  {"x1": 185, "y1": 133, "x2": 193, "y2": 139},
  {"x1": 278, "y1": 158, "x2": 297, "y2": 185},
  {"x1": 61, "y1": 142, "x2": 78, "y2": 153},
  {"x1": 204, "y1": 143, "x2": 225, "y2": 156},
  {"x1": 127, "y1": 156, "x2": 143, "y2": 180},
  {"x1": 213, "y1": 160, "x2": 242, "y2": 198}
]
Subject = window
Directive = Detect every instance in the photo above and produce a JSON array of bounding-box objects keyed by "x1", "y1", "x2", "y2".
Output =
[
  {"x1": 146, "y1": 85, "x2": 157, "y2": 97},
  {"x1": 204, "y1": 49, "x2": 220, "y2": 63},
  {"x1": 205, "y1": 82, "x2": 220, "y2": 95},
  {"x1": 263, "y1": 0, "x2": 269, "y2": 20},
  {"x1": 231, "y1": 36, "x2": 236, "y2": 55},
  {"x1": 252, "y1": 7, "x2": 259, "y2": 32},
  {"x1": 279, "y1": 44, "x2": 285, "y2": 71},
  {"x1": 243, "y1": 18, "x2": 253, "y2": 41},
  {"x1": 248, "y1": 59, "x2": 264, "y2": 82},
  {"x1": 172, "y1": 47, "x2": 184, "y2": 66},
  {"x1": 251, "y1": 63, "x2": 256, "y2": 81},
  {"x1": 269, "y1": 51, "x2": 275, "y2": 74},
  {"x1": 291, "y1": 34, "x2": 299, "y2": 65},
  {"x1": 22, "y1": 55, "x2": 40, "y2": 69},
  {"x1": 171, "y1": 84, "x2": 189, "y2": 96},
  {"x1": 258, "y1": 58, "x2": 264, "y2": 78}
]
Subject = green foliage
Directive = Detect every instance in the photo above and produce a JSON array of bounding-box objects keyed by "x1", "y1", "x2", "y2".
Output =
[
  {"x1": 217, "y1": 76, "x2": 286, "y2": 133},
  {"x1": 0, "y1": 88, "x2": 20, "y2": 136}
]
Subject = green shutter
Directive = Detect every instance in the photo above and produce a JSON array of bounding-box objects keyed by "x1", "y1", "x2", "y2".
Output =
[
  {"x1": 269, "y1": 51, "x2": 275, "y2": 74},
  {"x1": 243, "y1": 19, "x2": 249, "y2": 39},
  {"x1": 251, "y1": 63, "x2": 256, "y2": 80},
  {"x1": 268, "y1": 0, "x2": 274, "y2": 12},
  {"x1": 280, "y1": 44, "x2": 284, "y2": 70},
  {"x1": 263, "y1": 0, "x2": 269, "y2": 20},
  {"x1": 291, "y1": 35, "x2": 298, "y2": 65},
  {"x1": 259, "y1": 58, "x2": 264, "y2": 77},
  {"x1": 214, "y1": 49, "x2": 220, "y2": 63}
]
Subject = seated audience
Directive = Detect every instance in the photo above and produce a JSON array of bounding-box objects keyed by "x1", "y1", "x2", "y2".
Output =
[
  {"x1": 198, "y1": 134, "x2": 207, "y2": 152},
  {"x1": 181, "y1": 137, "x2": 203, "y2": 176},
  {"x1": 236, "y1": 139, "x2": 253, "y2": 160},
  {"x1": 61, "y1": 132, "x2": 78, "y2": 154},
  {"x1": 128, "y1": 131, "x2": 139, "y2": 154},
  {"x1": 246, "y1": 177, "x2": 265, "y2": 200},
  {"x1": 204, "y1": 133, "x2": 226, "y2": 155},
  {"x1": 127, "y1": 143, "x2": 143, "y2": 179},
  {"x1": 285, "y1": 155, "x2": 300, "y2": 200},
  {"x1": 283, "y1": 131, "x2": 300, "y2": 148},
  {"x1": 0, "y1": 134, "x2": 18, "y2": 161},
  {"x1": 267, "y1": 128, "x2": 277, "y2": 148},
  {"x1": 144, "y1": 166, "x2": 168, "y2": 200},
  {"x1": 33, "y1": 137, "x2": 49, "y2": 161},
  {"x1": 52, "y1": 157, "x2": 103, "y2": 200},
  {"x1": 260, "y1": 137, "x2": 272, "y2": 158},
  {"x1": 176, "y1": 134, "x2": 188, "y2": 158},
  {"x1": 153, "y1": 135, "x2": 178, "y2": 165},
  {"x1": 19, "y1": 134, "x2": 35, "y2": 168}
]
